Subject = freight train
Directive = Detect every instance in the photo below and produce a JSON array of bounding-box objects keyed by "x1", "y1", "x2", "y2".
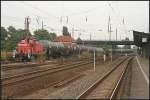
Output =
[
  {"x1": 13, "y1": 37, "x2": 83, "y2": 61},
  {"x1": 13, "y1": 37, "x2": 104, "y2": 61}
]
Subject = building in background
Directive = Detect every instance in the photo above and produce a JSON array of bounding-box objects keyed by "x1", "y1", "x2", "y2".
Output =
[{"x1": 133, "y1": 31, "x2": 149, "y2": 58}]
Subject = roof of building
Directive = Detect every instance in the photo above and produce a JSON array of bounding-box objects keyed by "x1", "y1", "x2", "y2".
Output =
[{"x1": 54, "y1": 35, "x2": 75, "y2": 43}]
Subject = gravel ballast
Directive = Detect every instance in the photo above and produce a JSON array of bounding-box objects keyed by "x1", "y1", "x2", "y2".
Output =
[{"x1": 41, "y1": 56, "x2": 125, "y2": 99}]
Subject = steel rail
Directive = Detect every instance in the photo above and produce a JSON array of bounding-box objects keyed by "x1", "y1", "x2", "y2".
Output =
[
  {"x1": 1, "y1": 57, "x2": 91, "y2": 71},
  {"x1": 76, "y1": 56, "x2": 131, "y2": 99},
  {"x1": 109, "y1": 57, "x2": 133, "y2": 99},
  {"x1": 2, "y1": 58, "x2": 93, "y2": 80},
  {"x1": 1, "y1": 62, "x2": 57, "y2": 71},
  {"x1": 2, "y1": 61, "x2": 88, "y2": 80},
  {"x1": 2, "y1": 60, "x2": 95, "y2": 85}
]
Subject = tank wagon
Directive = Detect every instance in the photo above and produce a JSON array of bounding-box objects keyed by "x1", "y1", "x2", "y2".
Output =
[{"x1": 39, "y1": 40, "x2": 81, "y2": 59}]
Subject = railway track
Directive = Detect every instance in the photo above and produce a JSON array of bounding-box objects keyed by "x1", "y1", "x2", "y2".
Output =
[
  {"x1": 53, "y1": 74, "x2": 85, "y2": 88},
  {"x1": 2, "y1": 58, "x2": 96, "y2": 86},
  {"x1": 2, "y1": 57, "x2": 97, "y2": 98},
  {"x1": 76, "y1": 56, "x2": 133, "y2": 99},
  {"x1": 1, "y1": 57, "x2": 92, "y2": 71},
  {"x1": 2, "y1": 57, "x2": 94, "y2": 78},
  {"x1": 1, "y1": 61, "x2": 57, "y2": 71}
]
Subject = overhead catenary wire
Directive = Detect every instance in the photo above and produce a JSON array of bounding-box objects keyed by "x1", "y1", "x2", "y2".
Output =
[
  {"x1": 3, "y1": 3, "x2": 61, "y2": 33},
  {"x1": 20, "y1": 1, "x2": 60, "y2": 19},
  {"x1": 19, "y1": 1, "x2": 61, "y2": 27},
  {"x1": 107, "y1": 1, "x2": 122, "y2": 26},
  {"x1": 107, "y1": 1, "x2": 129, "y2": 40},
  {"x1": 3, "y1": 1, "x2": 128, "y2": 40},
  {"x1": 66, "y1": 5, "x2": 101, "y2": 17},
  {"x1": 19, "y1": 2, "x2": 105, "y2": 33},
  {"x1": 2, "y1": 15, "x2": 43, "y2": 28},
  {"x1": 19, "y1": 1, "x2": 87, "y2": 36}
]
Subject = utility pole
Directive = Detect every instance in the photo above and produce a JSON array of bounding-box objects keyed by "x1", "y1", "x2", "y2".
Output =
[
  {"x1": 72, "y1": 25, "x2": 74, "y2": 38},
  {"x1": 24, "y1": 16, "x2": 30, "y2": 37},
  {"x1": 109, "y1": 24, "x2": 111, "y2": 41},
  {"x1": 120, "y1": 36, "x2": 121, "y2": 41},
  {"x1": 90, "y1": 34, "x2": 91, "y2": 41},
  {"x1": 66, "y1": 16, "x2": 68, "y2": 24},
  {"x1": 25, "y1": 18, "x2": 27, "y2": 30},
  {"x1": 108, "y1": 16, "x2": 112, "y2": 62},
  {"x1": 42, "y1": 20, "x2": 44, "y2": 30},
  {"x1": 36, "y1": 16, "x2": 40, "y2": 30},
  {"x1": 110, "y1": 24, "x2": 112, "y2": 62},
  {"x1": 116, "y1": 28, "x2": 117, "y2": 41},
  {"x1": 108, "y1": 16, "x2": 111, "y2": 41},
  {"x1": 93, "y1": 49, "x2": 95, "y2": 72}
]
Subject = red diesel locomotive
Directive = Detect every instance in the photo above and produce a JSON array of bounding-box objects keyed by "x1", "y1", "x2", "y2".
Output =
[{"x1": 14, "y1": 37, "x2": 43, "y2": 61}]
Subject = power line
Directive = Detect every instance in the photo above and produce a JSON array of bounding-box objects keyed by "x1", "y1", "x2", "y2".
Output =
[
  {"x1": 107, "y1": 1, "x2": 123, "y2": 26},
  {"x1": 1, "y1": 15, "x2": 60, "y2": 34},
  {"x1": 66, "y1": 6, "x2": 101, "y2": 16},
  {"x1": 20, "y1": 1, "x2": 59, "y2": 20},
  {"x1": 107, "y1": 1, "x2": 129, "y2": 40},
  {"x1": 4, "y1": 1, "x2": 59, "y2": 25},
  {"x1": 3, "y1": 2, "x2": 61, "y2": 32},
  {"x1": 3, "y1": 1, "x2": 102, "y2": 37},
  {"x1": 19, "y1": 1, "x2": 83, "y2": 33},
  {"x1": 115, "y1": 2, "x2": 123, "y2": 25},
  {"x1": 2, "y1": 15, "x2": 40, "y2": 27},
  {"x1": 2, "y1": 14, "x2": 23, "y2": 21},
  {"x1": 20, "y1": 1, "x2": 103, "y2": 34}
]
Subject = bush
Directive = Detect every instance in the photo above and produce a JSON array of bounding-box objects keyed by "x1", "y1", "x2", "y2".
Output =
[{"x1": 1, "y1": 51, "x2": 13, "y2": 61}]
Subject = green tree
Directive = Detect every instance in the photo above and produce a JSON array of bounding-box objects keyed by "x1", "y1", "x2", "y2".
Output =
[
  {"x1": 1, "y1": 27, "x2": 8, "y2": 50},
  {"x1": 7, "y1": 29, "x2": 27, "y2": 50},
  {"x1": 49, "y1": 32, "x2": 57, "y2": 41},
  {"x1": 7, "y1": 26, "x2": 16, "y2": 34},
  {"x1": 16, "y1": 29, "x2": 28, "y2": 39},
  {"x1": 34, "y1": 29, "x2": 57, "y2": 41},
  {"x1": 1, "y1": 26, "x2": 28, "y2": 51},
  {"x1": 1, "y1": 27, "x2": 7, "y2": 40},
  {"x1": 62, "y1": 26, "x2": 70, "y2": 36},
  {"x1": 1, "y1": 26, "x2": 57, "y2": 51}
]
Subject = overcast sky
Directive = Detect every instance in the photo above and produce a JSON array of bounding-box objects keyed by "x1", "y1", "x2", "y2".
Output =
[{"x1": 1, "y1": 1, "x2": 149, "y2": 41}]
